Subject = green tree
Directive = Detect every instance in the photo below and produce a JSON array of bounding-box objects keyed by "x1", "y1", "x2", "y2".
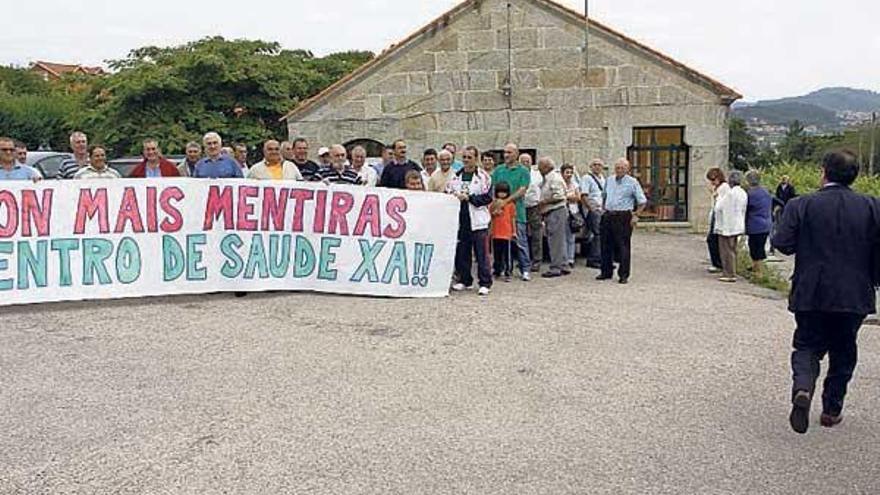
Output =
[
  {"x1": 77, "y1": 38, "x2": 373, "y2": 156},
  {"x1": 0, "y1": 66, "x2": 85, "y2": 149},
  {"x1": 728, "y1": 117, "x2": 763, "y2": 170},
  {"x1": 0, "y1": 66, "x2": 52, "y2": 95},
  {"x1": 779, "y1": 120, "x2": 815, "y2": 162}
]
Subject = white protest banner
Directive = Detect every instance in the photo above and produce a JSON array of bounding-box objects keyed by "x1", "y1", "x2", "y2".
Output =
[{"x1": 0, "y1": 179, "x2": 460, "y2": 306}]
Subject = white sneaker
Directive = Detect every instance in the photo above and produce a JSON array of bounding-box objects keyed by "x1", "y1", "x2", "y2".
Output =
[
  {"x1": 521, "y1": 272, "x2": 531, "y2": 282},
  {"x1": 451, "y1": 283, "x2": 472, "y2": 291},
  {"x1": 478, "y1": 286, "x2": 490, "y2": 296},
  {"x1": 707, "y1": 266, "x2": 722, "y2": 273}
]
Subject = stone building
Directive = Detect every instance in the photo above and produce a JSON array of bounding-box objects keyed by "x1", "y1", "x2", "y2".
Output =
[{"x1": 283, "y1": 0, "x2": 741, "y2": 225}]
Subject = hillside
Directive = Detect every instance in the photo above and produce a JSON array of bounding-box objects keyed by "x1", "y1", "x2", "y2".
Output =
[
  {"x1": 733, "y1": 87, "x2": 879, "y2": 129},
  {"x1": 762, "y1": 87, "x2": 880, "y2": 113},
  {"x1": 734, "y1": 101, "x2": 838, "y2": 126}
]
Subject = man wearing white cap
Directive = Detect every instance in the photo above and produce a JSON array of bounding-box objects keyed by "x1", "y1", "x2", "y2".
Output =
[{"x1": 317, "y1": 147, "x2": 332, "y2": 168}]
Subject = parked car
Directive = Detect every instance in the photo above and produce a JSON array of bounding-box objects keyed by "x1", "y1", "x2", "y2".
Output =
[
  {"x1": 25, "y1": 151, "x2": 74, "y2": 179},
  {"x1": 108, "y1": 155, "x2": 185, "y2": 178}
]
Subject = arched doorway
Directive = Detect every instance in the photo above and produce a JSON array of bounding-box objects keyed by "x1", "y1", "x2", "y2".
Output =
[{"x1": 344, "y1": 139, "x2": 385, "y2": 158}]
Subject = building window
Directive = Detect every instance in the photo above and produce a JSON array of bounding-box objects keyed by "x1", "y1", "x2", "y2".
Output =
[{"x1": 627, "y1": 127, "x2": 690, "y2": 222}]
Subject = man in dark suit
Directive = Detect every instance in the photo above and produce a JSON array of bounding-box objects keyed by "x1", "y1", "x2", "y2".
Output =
[{"x1": 772, "y1": 150, "x2": 880, "y2": 434}]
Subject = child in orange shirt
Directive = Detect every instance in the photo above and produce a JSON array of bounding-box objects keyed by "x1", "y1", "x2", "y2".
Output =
[{"x1": 491, "y1": 181, "x2": 517, "y2": 282}]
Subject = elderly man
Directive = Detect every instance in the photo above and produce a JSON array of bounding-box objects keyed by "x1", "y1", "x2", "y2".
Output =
[
  {"x1": 537, "y1": 157, "x2": 569, "y2": 278},
  {"x1": 247, "y1": 140, "x2": 303, "y2": 180},
  {"x1": 56, "y1": 131, "x2": 90, "y2": 179},
  {"x1": 14, "y1": 141, "x2": 27, "y2": 165},
  {"x1": 597, "y1": 158, "x2": 647, "y2": 284},
  {"x1": 521, "y1": 152, "x2": 545, "y2": 272},
  {"x1": 317, "y1": 147, "x2": 332, "y2": 167},
  {"x1": 772, "y1": 151, "x2": 880, "y2": 434},
  {"x1": 379, "y1": 139, "x2": 422, "y2": 189},
  {"x1": 131, "y1": 139, "x2": 181, "y2": 178},
  {"x1": 280, "y1": 141, "x2": 295, "y2": 161},
  {"x1": 177, "y1": 141, "x2": 202, "y2": 177},
  {"x1": 233, "y1": 143, "x2": 249, "y2": 171},
  {"x1": 443, "y1": 142, "x2": 464, "y2": 172},
  {"x1": 319, "y1": 144, "x2": 362, "y2": 185},
  {"x1": 0, "y1": 137, "x2": 41, "y2": 181},
  {"x1": 428, "y1": 149, "x2": 456, "y2": 192},
  {"x1": 290, "y1": 138, "x2": 321, "y2": 181},
  {"x1": 74, "y1": 146, "x2": 120, "y2": 179},
  {"x1": 350, "y1": 146, "x2": 377, "y2": 186},
  {"x1": 491, "y1": 143, "x2": 532, "y2": 281},
  {"x1": 580, "y1": 159, "x2": 607, "y2": 268},
  {"x1": 194, "y1": 132, "x2": 244, "y2": 179}
]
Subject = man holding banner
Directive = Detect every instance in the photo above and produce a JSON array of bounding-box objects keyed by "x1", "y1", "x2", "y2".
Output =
[
  {"x1": 448, "y1": 146, "x2": 494, "y2": 296},
  {"x1": 247, "y1": 140, "x2": 304, "y2": 181},
  {"x1": 0, "y1": 137, "x2": 42, "y2": 182},
  {"x1": 194, "y1": 132, "x2": 244, "y2": 179}
]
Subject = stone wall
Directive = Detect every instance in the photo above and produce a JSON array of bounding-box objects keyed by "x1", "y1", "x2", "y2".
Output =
[{"x1": 287, "y1": 0, "x2": 734, "y2": 226}]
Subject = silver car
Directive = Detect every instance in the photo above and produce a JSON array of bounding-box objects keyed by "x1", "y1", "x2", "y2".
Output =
[{"x1": 25, "y1": 151, "x2": 74, "y2": 179}]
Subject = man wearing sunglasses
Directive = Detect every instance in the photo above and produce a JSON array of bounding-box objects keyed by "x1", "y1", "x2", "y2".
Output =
[{"x1": 0, "y1": 137, "x2": 42, "y2": 182}]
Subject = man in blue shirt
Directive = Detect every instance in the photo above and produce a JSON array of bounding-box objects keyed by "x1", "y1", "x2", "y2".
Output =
[
  {"x1": 597, "y1": 158, "x2": 647, "y2": 284},
  {"x1": 0, "y1": 137, "x2": 42, "y2": 181},
  {"x1": 194, "y1": 132, "x2": 244, "y2": 179},
  {"x1": 443, "y1": 142, "x2": 465, "y2": 173}
]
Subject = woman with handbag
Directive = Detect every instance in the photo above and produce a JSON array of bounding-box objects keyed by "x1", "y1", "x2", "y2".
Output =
[{"x1": 561, "y1": 164, "x2": 583, "y2": 268}]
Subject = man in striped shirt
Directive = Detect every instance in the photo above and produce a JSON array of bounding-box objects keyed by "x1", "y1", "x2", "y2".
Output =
[
  {"x1": 55, "y1": 131, "x2": 90, "y2": 179},
  {"x1": 319, "y1": 144, "x2": 363, "y2": 186}
]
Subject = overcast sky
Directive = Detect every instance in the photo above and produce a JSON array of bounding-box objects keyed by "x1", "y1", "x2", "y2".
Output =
[{"x1": 5, "y1": 0, "x2": 879, "y2": 101}]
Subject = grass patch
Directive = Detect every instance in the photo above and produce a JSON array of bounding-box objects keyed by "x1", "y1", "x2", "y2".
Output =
[{"x1": 736, "y1": 245, "x2": 791, "y2": 294}]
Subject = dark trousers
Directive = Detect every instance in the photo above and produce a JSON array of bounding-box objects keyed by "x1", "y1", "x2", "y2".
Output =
[
  {"x1": 707, "y1": 216, "x2": 722, "y2": 269},
  {"x1": 492, "y1": 239, "x2": 513, "y2": 276},
  {"x1": 584, "y1": 210, "x2": 602, "y2": 265},
  {"x1": 792, "y1": 311, "x2": 865, "y2": 415},
  {"x1": 600, "y1": 211, "x2": 633, "y2": 279},
  {"x1": 455, "y1": 229, "x2": 493, "y2": 289}
]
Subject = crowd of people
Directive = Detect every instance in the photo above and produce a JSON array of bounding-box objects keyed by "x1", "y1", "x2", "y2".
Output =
[
  {"x1": 0, "y1": 131, "x2": 652, "y2": 296},
  {"x1": 5, "y1": 132, "x2": 880, "y2": 434},
  {"x1": 705, "y1": 167, "x2": 798, "y2": 283}
]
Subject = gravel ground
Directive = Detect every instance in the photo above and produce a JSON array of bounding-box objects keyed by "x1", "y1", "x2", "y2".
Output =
[{"x1": 1, "y1": 231, "x2": 878, "y2": 495}]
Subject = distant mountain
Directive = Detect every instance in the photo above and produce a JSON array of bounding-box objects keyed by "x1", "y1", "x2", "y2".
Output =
[
  {"x1": 760, "y1": 87, "x2": 880, "y2": 113},
  {"x1": 734, "y1": 101, "x2": 838, "y2": 126},
  {"x1": 733, "y1": 87, "x2": 879, "y2": 129}
]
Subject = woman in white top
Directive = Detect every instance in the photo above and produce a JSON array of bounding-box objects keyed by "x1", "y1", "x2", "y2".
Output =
[
  {"x1": 705, "y1": 167, "x2": 730, "y2": 273},
  {"x1": 713, "y1": 170, "x2": 748, "y2": 282}
]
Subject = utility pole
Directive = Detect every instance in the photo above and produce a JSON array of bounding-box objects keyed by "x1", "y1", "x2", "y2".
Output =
[
  {"x1": 870, "y1": 112, "x2": 877, "y2": 176},
  {"x1": 583, "y1": 0, "x2": 590, "y2": 74}
]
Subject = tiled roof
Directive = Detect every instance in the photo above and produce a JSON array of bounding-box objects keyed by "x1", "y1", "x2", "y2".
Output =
[{"x1": 31, "y1": 61, "x2": 105, "y2": 77}]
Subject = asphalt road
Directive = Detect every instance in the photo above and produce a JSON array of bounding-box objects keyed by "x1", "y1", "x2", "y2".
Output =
[{"x1": 1, "y1": 232, "x2": 878, "y2": 494}]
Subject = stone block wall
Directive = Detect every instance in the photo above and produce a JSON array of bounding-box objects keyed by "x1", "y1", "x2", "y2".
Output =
[{"x1": 287, "y1": 0, "x2": 735, "y2": 226}]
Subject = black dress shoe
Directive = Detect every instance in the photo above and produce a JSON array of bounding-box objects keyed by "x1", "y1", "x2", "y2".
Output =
[
  {"x1": 596, "y1": 274, "x2": 612, "y2": 280},
  {"x1": 789, "y1": 390, "x2": 811, "y2": 434},
  {"x1": 618, "y1": 277, "x2": 629, "y2": 284},
  {"x1": 820, "y1": 412, "x2": 843, "y2": 428},
  {"x1": 541, "y1": 272, "x2": 562, "y2": 278}
]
